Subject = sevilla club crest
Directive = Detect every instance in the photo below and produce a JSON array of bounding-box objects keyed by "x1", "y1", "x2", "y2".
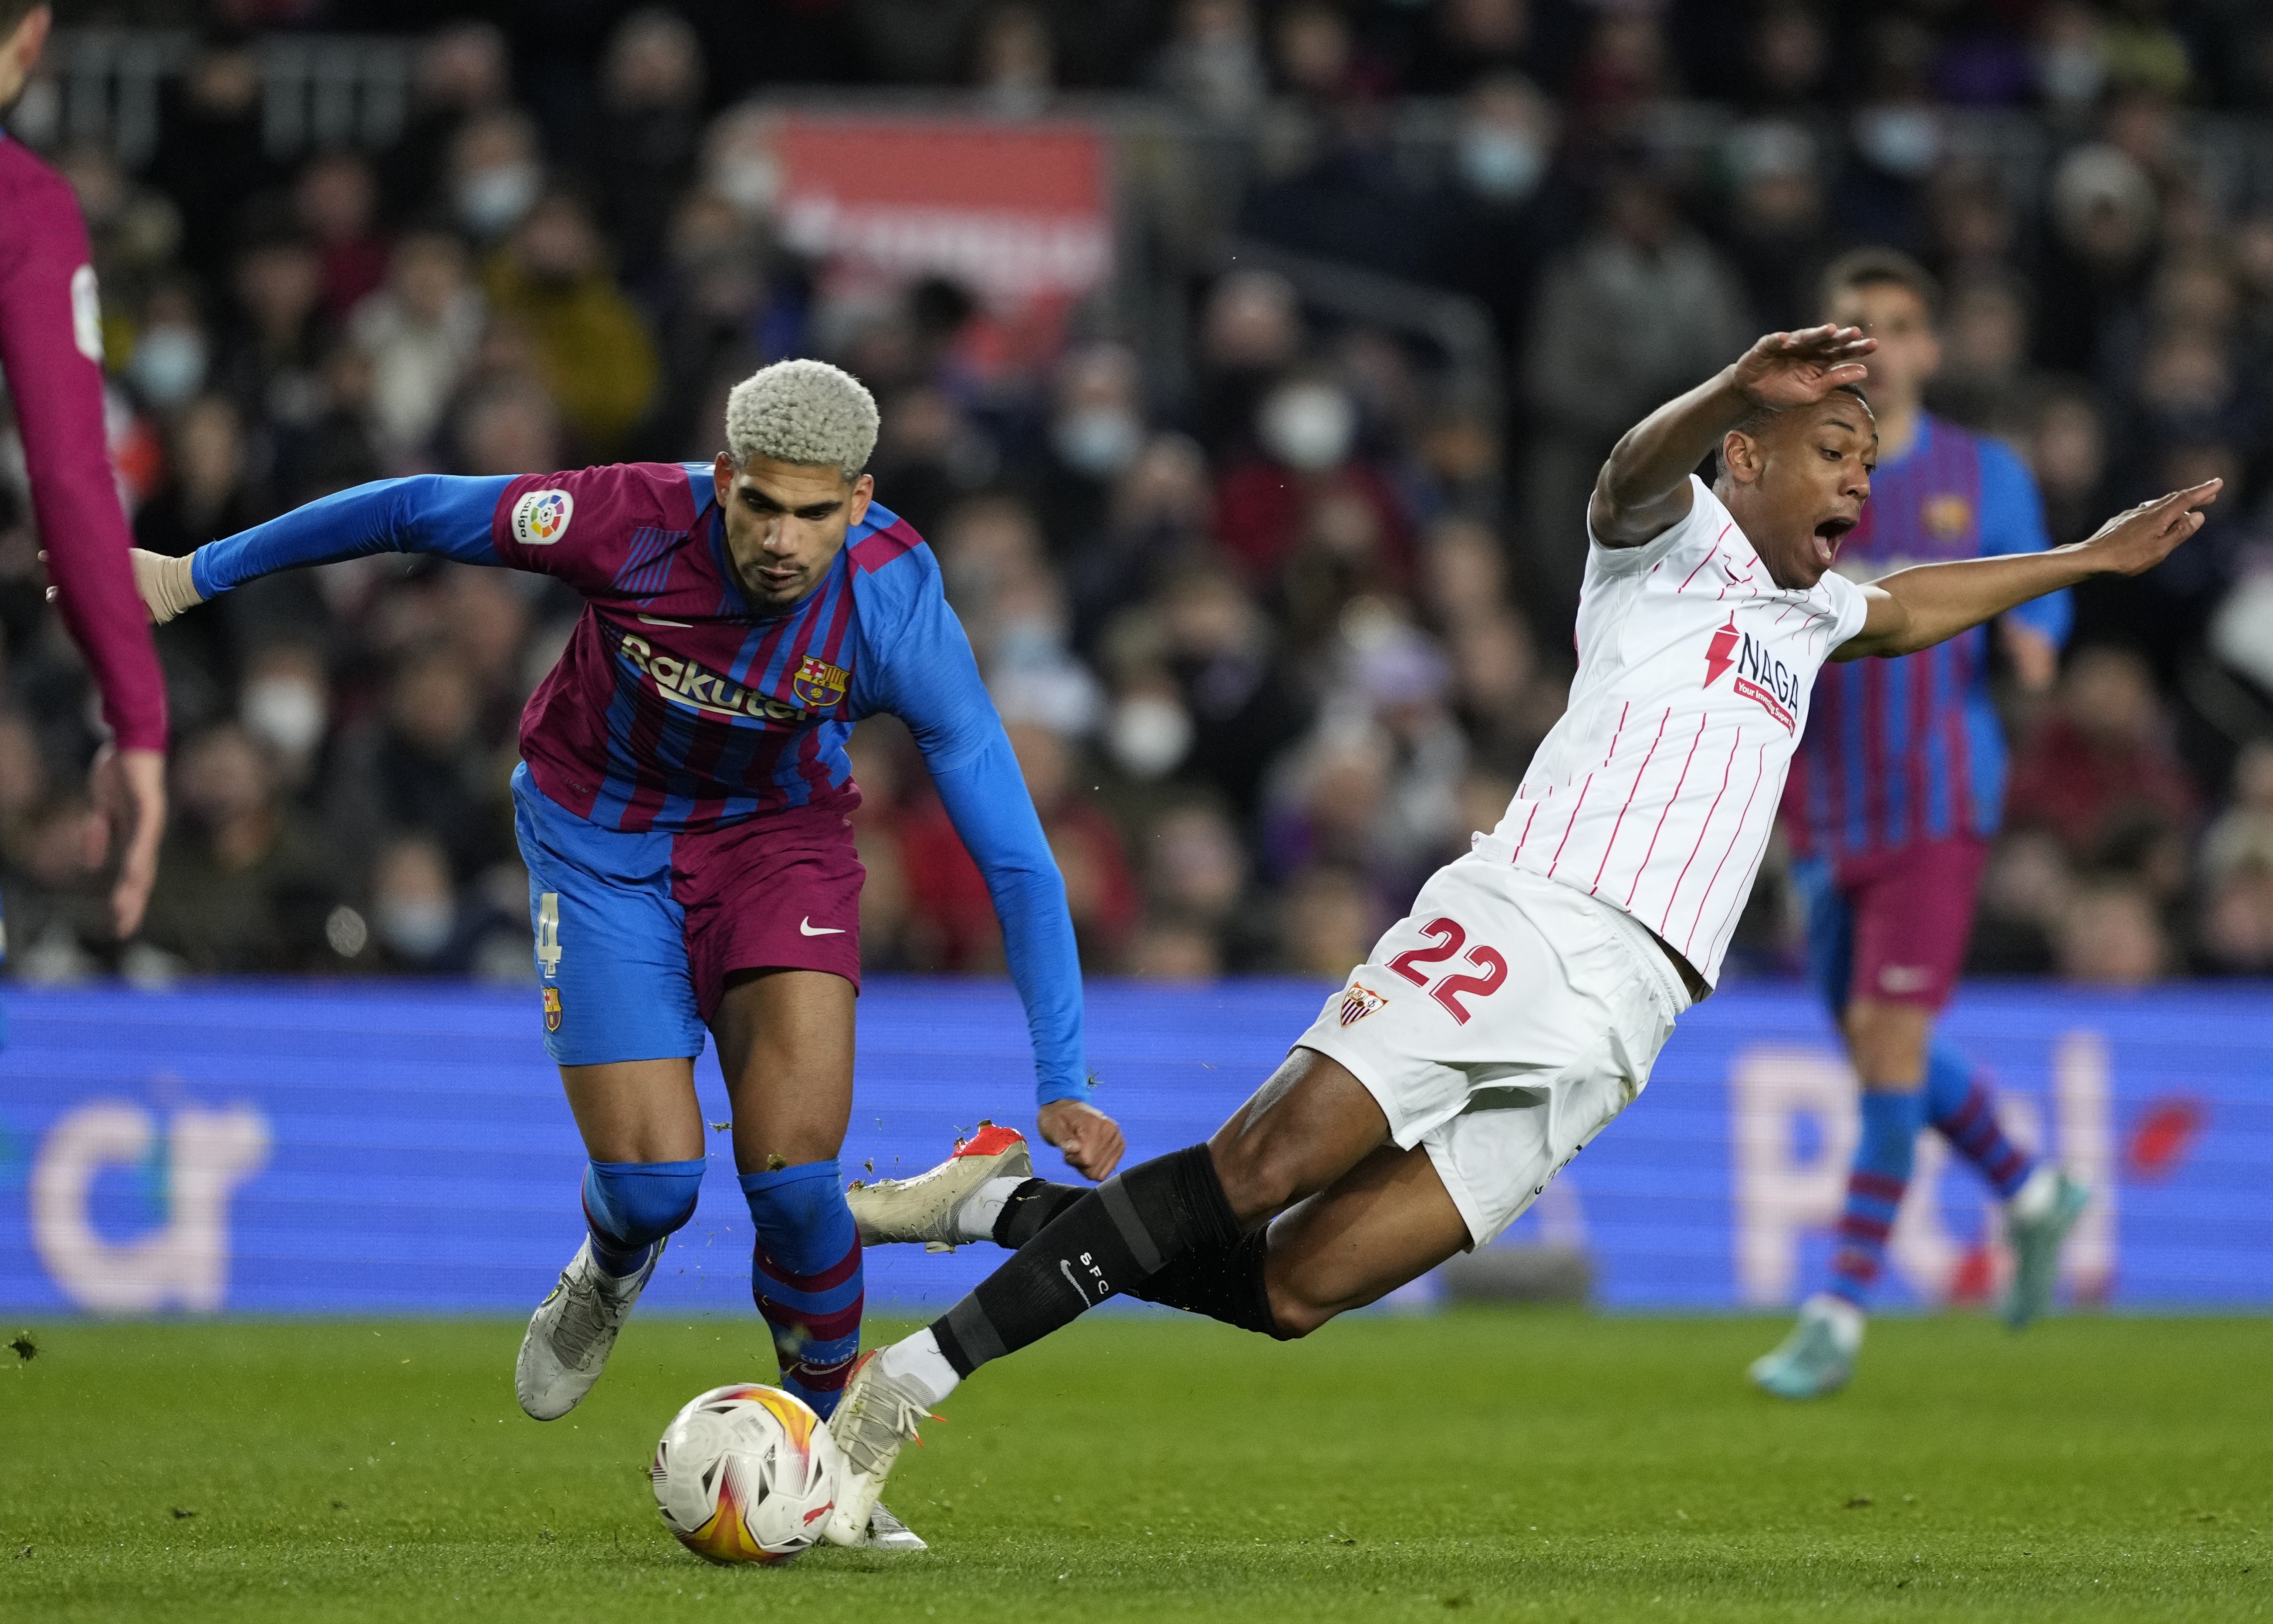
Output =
[
  {"x1": 791, "y1": 655, "x2": 849, "y2": 711},
  {"x1": 1339, "y1": 983, "x2": 1388, "y2": 1026}
]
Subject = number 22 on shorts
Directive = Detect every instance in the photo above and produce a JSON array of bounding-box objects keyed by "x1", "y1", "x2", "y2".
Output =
[
  {"x1": 1386, "y1": 916, "x2": 1507, "y2": 1025},
  {"x1": 536, "y1": 892, "x2": 564, "y2": 978}
]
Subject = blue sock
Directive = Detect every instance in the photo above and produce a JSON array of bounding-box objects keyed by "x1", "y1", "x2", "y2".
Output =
[
  {"x1": 582, "y1": 1158, "x2": 705, "y2": 1278},
  {"x1": 1924, "y1": 1041, "x2": 2036, "y2": 1200},
  {"x1": 1827, "y1": 1090, "x2": 1924, "y2": 1309},
  {"x1": 741, "y1": 1161, "x2": 864, "y2": 1420}
]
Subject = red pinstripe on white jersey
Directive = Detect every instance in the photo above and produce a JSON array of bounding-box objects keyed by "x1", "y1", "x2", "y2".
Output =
[{"x1": 1490, "y1": 477, "x2": 1867, "y2": 985}]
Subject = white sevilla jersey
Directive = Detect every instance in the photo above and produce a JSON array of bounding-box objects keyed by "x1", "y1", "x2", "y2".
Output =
[{"x1": 1489, "y1": 476, "x2": 1868, "y2": 985}]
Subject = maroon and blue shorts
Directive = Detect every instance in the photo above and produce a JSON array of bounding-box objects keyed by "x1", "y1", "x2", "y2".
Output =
[
  {"x1": 1792, "y1": 835, "x2": 1989, "y2": 1013},
  {"x1": 511, "y1": 765, "x2": 863, "y2": 1065}
]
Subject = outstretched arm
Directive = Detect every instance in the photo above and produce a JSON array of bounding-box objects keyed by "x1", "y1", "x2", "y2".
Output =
[
  {"x1": 1590, "y1": 325, "x2": 1876, "y2": 548},
  {"x1": 129, "y1": 474, "x2": 512, "y2": 621},
  {"x1": 1836, "y1": 480, "x2": 2220, "y2": 661},
  {"x1": 876, "y1": 560, "x2": 1125, "y2": 1180}
]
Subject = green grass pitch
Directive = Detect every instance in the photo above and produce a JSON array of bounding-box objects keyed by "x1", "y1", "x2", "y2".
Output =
[{"x1": 0, "y1": 1311, "x2": 2266, "y2": 1622}]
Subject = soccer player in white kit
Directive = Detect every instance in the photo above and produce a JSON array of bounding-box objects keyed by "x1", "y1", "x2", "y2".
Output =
[{"x1": 812, "y1": 325, "x2": 2219, "y2": 1545}]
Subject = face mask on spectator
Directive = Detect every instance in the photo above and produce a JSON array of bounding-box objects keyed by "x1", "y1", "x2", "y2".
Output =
[
  {"x1": 129, "y1": 325, "x2": 206, "y2": 406},
  {"x1": 1106, "y1": 692, "x2": 1194, "y2": 779},
  {"x1": 710, "y1": 154, "x2": 779, "y2": 215},
  {"x1": 1457, "y1": 129, "x2": 1545, "y2": 202},
  {"x1": 377, "y1": 896, "x2": 454, "y2": 961},
  {"x1": 1052, "y1": 406, "x2": 1144, "y2": 478},
  {"x1": 241, "y1": 677, "x2": 327, "y2": 758},
  {"x1": 1259, "y1": 383, "x2": 1356, "y2": 472},
  {"x1": 455, "y1": 160, "x2": 539, "y2": 237},
  {"x1": 2037, "y1": 42, "x2": 2106, "y2": 109},
  {"x1": 1852, "y1": 106, "x2": 1938, "y2": 179}
]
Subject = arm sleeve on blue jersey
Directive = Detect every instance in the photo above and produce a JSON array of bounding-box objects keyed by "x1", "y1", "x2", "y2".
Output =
[
  {"x1": 1976, "y1": 440, "x2": 2071, "y2": 646},
  {"x1": 189, "y1": 474, "x2": 514, "y2": 598},
  {"x1": 876, "y1": 567, "x2": 1089, "y2": 1106}
]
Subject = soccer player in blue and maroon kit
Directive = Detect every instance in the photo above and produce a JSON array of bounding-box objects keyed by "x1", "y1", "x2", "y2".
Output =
[
  {"x1": 133, "y1": 359, "x2": 1123, "y2": 1547},
  {"x1": 1752, "y1": 251, "x2": 2090, "y2": 1400},
  {"x1": 2, "y1": 2, "x2": 169, "y2": 944}
]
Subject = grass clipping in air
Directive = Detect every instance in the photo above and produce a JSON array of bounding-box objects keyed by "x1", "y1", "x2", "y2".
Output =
[{"x1": 0, "y1": 1312, "x2": 2265, "y2": 1622}]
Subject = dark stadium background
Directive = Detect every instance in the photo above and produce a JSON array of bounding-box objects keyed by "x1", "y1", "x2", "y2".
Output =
[
  {"x1": 0, "y1": 0, "x2": 2267, "y2": 1325},
  {"x1": 5, "y1": 0, "x2": 2273, "y2": 991}
]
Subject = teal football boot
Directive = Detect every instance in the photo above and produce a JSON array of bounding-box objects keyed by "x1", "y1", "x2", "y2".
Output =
[
  {"x1": 1749, "y1": 1294, "x2": 1864, "y2": 1400},
  {"x1": 2003, "y1": 1168, "x2": 2090, "y2": 1330}
]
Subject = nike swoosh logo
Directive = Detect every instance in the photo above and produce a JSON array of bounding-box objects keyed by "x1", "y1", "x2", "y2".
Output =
[
  {"x1": 1059, "y1": 1259, "x2": 1091, "y2": 1306},
  {"x1": 799, "y1": 917, "x2": 845, "y2": 936},
  {"x1": 637, "y1": 615, "x2": 693, "y2": 627}
]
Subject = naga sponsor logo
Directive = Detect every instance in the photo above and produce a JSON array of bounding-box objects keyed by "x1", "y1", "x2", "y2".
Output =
[
  {"x1": 512, "y1": 487, "x2": 574, "y2": 545},
  {"x1": 1704, "y1": 615, "x2": 1739, "y2": 687},
  {"x1": 617, "y1": 631, "x2": 834, "y2": 724},
  {"x1": 1705, "y1": 617, "x2": 1800, "y2": 733}
]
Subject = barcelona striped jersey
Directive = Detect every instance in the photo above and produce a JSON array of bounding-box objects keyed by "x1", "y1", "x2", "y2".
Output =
[
  {"x1": 1779, "y1": 416, "x2": 2070, "y2": 863},
  {"x1": 191, "y1": 460, "x2": 1089, "y2": 1099}
]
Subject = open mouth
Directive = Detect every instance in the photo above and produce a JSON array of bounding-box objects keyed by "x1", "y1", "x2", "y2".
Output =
[{"x1": 1811, "y1": 516, "x2": 1856, "y2": 565}]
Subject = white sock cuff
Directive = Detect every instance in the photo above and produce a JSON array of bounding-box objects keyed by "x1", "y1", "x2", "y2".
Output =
[
  {"x1": 963, "y1": 1175, "x2": 1028, "y2": 1242},
  {"x1": 2009, "y1": 1164, "x2": 2060, "y2": 1221},
  {"x1": 879, "y1": 1327, "x2": 961, "y2": 1409}
]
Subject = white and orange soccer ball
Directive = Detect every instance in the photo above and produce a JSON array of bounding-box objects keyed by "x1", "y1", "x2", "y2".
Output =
[{"x1": 650, "y1": 1383, "x2": 842, "y2": 1564}]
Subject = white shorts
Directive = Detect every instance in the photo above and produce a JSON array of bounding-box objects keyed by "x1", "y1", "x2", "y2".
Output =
[{"x1": 1293, "y1": 856, "x2": 1691, "y2": 1247}]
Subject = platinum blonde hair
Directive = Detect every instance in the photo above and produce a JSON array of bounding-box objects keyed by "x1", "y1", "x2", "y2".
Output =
[{"x1": 724, "y1": 359, "x2": 879, "y2": 479}]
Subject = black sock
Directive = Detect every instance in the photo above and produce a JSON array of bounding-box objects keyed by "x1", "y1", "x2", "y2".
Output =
[
  {"x1": 930, "y1": 1145, "x2": 1240, "y2": 1377},
  {"x1": 1128, "y1": 1228, "x2": 1289, "y2": 1338},
  {"x1": 992, "y1": 1178, "x2": 1085, "y2": 1249},
  {"x1": 994, "y1": 1179, "x2": 1282, "y2": 1336}
]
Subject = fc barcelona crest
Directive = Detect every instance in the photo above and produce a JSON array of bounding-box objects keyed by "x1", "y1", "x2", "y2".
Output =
[
  {"x1": 791, "y1": 655, "x2": 849, "y2": 711},
  {"x1": 542, "y1": 986, "x2": 564, "y2": 1032},
  {"x1": 1924, "y1": 493, "x2": 1973, "y2": 541}
]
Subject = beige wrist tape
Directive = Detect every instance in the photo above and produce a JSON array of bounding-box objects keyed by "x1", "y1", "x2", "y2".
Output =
[{"x1": 132, "y1": 548, "x2": 204, "y2": 625}]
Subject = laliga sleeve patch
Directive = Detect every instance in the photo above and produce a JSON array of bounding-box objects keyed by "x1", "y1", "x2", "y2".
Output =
[
  {"x1": 70, "y1": 265, "x2": 105, "y2": 365},
  {"x1": 512, "y1": 487, "x2": 575, "y2": 546}
]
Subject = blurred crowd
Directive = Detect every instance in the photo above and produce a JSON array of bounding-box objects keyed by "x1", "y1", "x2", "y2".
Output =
[{"x1": 5, "y1": 0, "x2": 2273, "y2": 989}]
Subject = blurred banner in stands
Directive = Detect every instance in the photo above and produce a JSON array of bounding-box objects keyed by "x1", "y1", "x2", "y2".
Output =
[
  {"x1": 0, "y1": 981, "x2": 2262, "y2": 1316},
  {"x1": 771, "y1": 113, "x2": 1111, "y2": 374}
]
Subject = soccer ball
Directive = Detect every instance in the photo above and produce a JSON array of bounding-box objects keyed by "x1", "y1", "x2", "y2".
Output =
[{"x1": 650, "y1": 1384, "x2": 842, "y2": 1564}]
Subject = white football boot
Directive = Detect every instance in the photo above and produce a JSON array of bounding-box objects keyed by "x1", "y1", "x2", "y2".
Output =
[
  {"x1": 847, "y1": 1123, "x2": 1032, "y2": 1252},
  {"x1": 866, "y1": 1502, "x2": 927, "y2": 1551},
  {"x1": 514, "y1": 1235, "x2": 663, "y2": 1420},
  {"x1": 823, "y1": 1351, "x2": 937, "y2": 1547}
]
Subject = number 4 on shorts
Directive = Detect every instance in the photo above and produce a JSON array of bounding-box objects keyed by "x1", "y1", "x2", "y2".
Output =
[
  {"x1": 537, "y1": 892, "x2": 563, "y2": 978},
  {"x1": 1385, "y1": 916, "x2": 1507, "y2": 1025}
]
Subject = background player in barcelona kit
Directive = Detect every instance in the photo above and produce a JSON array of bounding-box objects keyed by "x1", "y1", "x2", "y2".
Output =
[
  {"x1": 130, "y1": 359, "x2": 1122, "y2": 1550},
  {"x1": 807, "y1": 325, "x2": 2221, "y2": 1543},
  {"x1": 0, "y1": 2, "x2": 170, "y2": 951},
  {"x1": 1754, "y1": 252, "x2": 2087, "y2": 1401}
]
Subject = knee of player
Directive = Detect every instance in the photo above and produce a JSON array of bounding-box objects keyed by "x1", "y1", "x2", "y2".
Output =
[
  {"x1": 737, "y1": 1159, "x2": 859, "y2": 1266},
  {"x1": 584, "y1": 1158, "x2": 706, "y2": 1246},
  {"x1": 1205, "y1": 1135, "x2": 1304, "y2": 1226},
  {"x1": 1261, "y1": 1275, "x2": 1331, "y2": 1340}
]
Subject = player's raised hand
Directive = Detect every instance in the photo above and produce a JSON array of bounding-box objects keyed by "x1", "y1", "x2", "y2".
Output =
[
  {"x1": 1038, "y1": 1097, "x2": 1126, "y2": 1181},
  {"x1": 2077, "y1": 478, "x2": 2221, "y2": 576},
  {"x1": 1728, "y1": 325, "x2": 1877, "y2": 412}
]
